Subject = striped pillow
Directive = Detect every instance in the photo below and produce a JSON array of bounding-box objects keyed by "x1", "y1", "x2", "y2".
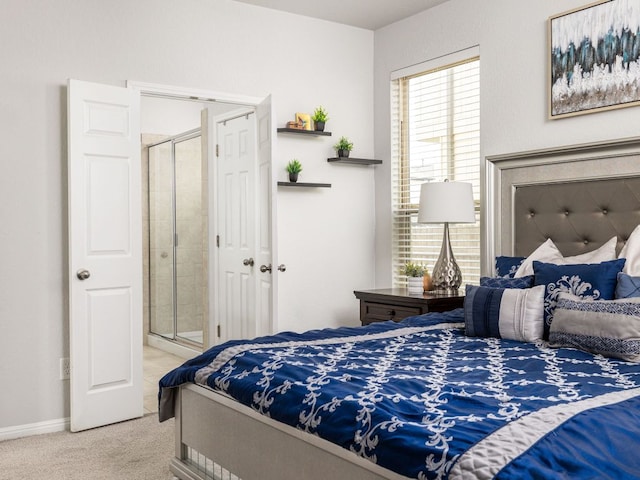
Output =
[
  {"x1": 464, "y1": 284, "x2": 546, "y2": 342},
  {"x1": 549, "y1": 293, "x2": 640, "y2": 362}
]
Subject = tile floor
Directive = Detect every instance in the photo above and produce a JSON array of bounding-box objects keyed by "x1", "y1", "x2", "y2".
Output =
[{"x1": 143, "y1": 345, "x2": 186, "y2": 414}]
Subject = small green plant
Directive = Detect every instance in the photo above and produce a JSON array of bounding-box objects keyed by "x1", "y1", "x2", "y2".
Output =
[
  {"x1": 286, "y1": 159, "x2": 303, "y2": 174},
  {"x1": 402, "y1": 262, "x2": 426, "y2": 277},
  {"x1": 334, "y1": 136, "x2": 353, "y2": 152},
  {"x1": 312, "y1": 106, "x2": 329, "y2": 123}
]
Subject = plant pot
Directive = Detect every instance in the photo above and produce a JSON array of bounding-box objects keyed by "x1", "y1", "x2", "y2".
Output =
[
  {"x1": 407, "y1": 276, "x2": 423, "y2": 294},
  {"x1": 337, "y1": 149, "x2": 350, "y2": 158},
  {"x1": 314, "y1": 121, "x2": 325, "y2": 132},
  {"x1": 288, "y1": 172, "x2": 299, "y2": 183}
]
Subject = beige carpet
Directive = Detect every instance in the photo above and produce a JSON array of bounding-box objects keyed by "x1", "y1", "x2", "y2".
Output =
[{"x1": 0, "y1": 414, "x2": 175, "y2": 480}]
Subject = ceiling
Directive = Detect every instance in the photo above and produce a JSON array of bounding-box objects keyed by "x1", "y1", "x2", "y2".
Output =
[{"x1": 233, "y1": 0, "x2": 450, "y2": 30}]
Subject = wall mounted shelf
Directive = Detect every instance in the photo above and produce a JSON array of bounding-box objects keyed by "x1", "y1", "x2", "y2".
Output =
[
  {"x1": 327, "y1": 157, "x2": 383, "y2": 165},
  {"x1": 277, "y1": 181, "x2": 331, "y2": 188},
  {"x1": 277, "y1": 128, "x2": 332, "y2": 136}
]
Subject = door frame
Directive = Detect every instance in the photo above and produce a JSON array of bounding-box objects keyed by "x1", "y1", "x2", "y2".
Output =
[{"x1": 128, "y1": 81, "x2": 276, "y2": 347}]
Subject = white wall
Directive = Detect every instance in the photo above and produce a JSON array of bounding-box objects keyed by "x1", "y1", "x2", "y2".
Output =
[
  {"x1": 373, "y1": 0, "x2": 640, "y2": 286},
  {"x1": 0, "y1": 0, "x2": 374, "y2": 432},
  {"x1": 8, "y1": 0, "x2": 628, "y2": 438},
  {"x1": 141, "y1": 97, "x2": 203, "y2": 135}
]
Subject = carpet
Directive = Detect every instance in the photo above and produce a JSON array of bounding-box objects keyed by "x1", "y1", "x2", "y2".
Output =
[{"x1": 0, "y1": 414, "x2": 175, "y2": 479}]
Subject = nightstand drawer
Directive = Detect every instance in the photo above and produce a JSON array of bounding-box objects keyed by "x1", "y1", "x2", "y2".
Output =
[
  {"x1": 354, "y1": 289, "x2": 464, "y2": 326},
  {"x1": 362, "y1": 302, "x2": 421, "y2": 324}
]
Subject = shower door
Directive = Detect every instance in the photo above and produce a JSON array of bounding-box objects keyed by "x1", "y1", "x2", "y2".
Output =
[{"x1": 148, "y1": 130, "x2": 206, "y2": 348}]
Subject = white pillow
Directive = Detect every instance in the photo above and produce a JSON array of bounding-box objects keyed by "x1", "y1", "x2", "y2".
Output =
[
  {"x1": 620, "y1": 224, "x2": 640, "y2": 275},
  {"x1": 566, "y1": 235, "x2": 617, "y2": 263},
  {"x1": 514, "y1": 239, "x2": 563, "y2": 277},
  {"x1": 514, "y1": 236, "x2": 617, "y2": 277}
]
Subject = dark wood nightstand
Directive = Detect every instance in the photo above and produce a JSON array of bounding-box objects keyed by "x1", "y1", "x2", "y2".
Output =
[{"x1": 353, "y1": 288, "x2": 464, "y2": 326}]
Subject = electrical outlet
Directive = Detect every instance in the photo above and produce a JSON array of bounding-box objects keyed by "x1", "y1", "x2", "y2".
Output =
[{"x1": 60, "y1": 357, "x2": 70, "y2": 380}]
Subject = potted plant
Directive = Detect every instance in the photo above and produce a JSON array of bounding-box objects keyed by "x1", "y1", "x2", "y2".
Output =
[
  {"x1": 334, "y1": 136, "x2": 353, "y2": 158},
  {"x1": 311, "y1": 106, "x2": 329, "y2": 132},
  {"x1": 402, "y1": 262, "x2": 426, "y2": 294},
  {"x1": 286, "y1": 159, "x2": 302, "y2": 182}
]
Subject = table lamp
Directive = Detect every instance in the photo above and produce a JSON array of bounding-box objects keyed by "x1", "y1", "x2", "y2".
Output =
[{"x1": 418, "y1": 180, "x2": 475, "y2": 294}]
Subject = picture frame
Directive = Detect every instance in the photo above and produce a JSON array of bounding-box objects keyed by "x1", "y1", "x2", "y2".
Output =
[
  {"x1": 295, "y1": 112, "x2": 312, "y2": 131},
  {"x1": 548, "y1": 0, "x2": 640, "y2": 119}
]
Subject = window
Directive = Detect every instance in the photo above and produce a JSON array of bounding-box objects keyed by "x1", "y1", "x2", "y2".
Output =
[{"x1": 391, "y1": 56, "x2": 480, "y2": 288}]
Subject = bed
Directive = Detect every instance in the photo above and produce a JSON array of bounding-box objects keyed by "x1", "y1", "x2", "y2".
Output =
[{"x1": 159, "y1": 138, "x2": 640, "y2": 480}]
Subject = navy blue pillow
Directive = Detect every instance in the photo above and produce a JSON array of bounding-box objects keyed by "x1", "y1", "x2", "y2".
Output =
[
  {"x1": 615, "y1": 272, "x2": 640, "y2": 299},
  {"x1": 533, "y1": 258, "x2": 626, "y2": 339},
  {"x1": 480, "y1": 276, "x2": 534, "y2": 289},
  {"x1": 495, "y1": 256, "x2": 526, "y2": 278}
]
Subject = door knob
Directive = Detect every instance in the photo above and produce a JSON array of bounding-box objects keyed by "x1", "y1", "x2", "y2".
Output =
[
  {"x1": 259, "y1": 264, "x2": 272, "y2": 273},
  {"x1": 76, "y1": 269, "x2": 91, "y2": 280},
  {"x1": 277, "y1": 264, "x2": 286, "y2": 272},
  {"x1": 243, "y1": 258, "x2": 254, "y2": 266}
]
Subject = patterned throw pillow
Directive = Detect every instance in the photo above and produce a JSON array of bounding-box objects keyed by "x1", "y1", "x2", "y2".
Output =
[
  {"x1": 549, "y1": 293, "x2": 640, "y2": 362},
  {"x1": 464, "y1": 284, "x2": 546, "y2": 342},
  {"x1": 615, "y1": 272, "x2": 640, "y2": 299},
  {"x1": 533, "y1": 259, "x2": 626, "y2": 339},
  {"x1": 480, "y1": 275, "x2": 534, "y2": 289},
  {"x1": 495, "y1": 256, "x2": 526, "y2": 278}
]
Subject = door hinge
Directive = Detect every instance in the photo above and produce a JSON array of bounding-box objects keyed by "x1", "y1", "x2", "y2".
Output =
[
  {"x1": 216, "y1": 144, "x2": 219, "y2": 157},
  {"x1": 216, "y1": 235, "x2": 220, "y2": 247},
  {"x1": 217, "y1": 325, "x2": 221, "y2": 337}
]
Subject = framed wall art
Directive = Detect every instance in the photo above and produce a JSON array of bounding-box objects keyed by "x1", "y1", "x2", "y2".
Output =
[{"x1": 549, "y1": 0, "x2": 640, "y2": 119}]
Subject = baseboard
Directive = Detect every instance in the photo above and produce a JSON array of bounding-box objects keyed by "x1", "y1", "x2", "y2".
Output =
[{"x1": 0, "y1": 417, "x2": 69, "y2": 441}]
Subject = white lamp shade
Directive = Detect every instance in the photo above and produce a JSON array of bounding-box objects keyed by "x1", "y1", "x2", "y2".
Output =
[{"x1": 418, "y1": 181, "x2": 475, "y2": 224}]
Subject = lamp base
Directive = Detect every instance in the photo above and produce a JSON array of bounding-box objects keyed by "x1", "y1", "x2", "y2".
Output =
[{"x1": 431, "y1": 222, "x2": 462, "y2": 295}]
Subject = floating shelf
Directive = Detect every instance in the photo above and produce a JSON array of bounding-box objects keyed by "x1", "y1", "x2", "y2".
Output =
[
  {"x1": 277, "y1": 181, "x2": 331, "y2": 188},
  {"x1": 327, "y1": 157, "x2": 383, "y2": 165},
  {"x1": 277, "y1": 128, "x2": 332, "y2": 136}
]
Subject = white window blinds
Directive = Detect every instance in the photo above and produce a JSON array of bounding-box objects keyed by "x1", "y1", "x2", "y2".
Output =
[{"x1": 391, "y1": 57, "x2": 480, "y2": 288}]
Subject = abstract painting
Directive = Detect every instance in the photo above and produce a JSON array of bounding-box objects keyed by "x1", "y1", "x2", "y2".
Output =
[{"x1": 549, "y1": 0, "x2": 640, "y2": 118}]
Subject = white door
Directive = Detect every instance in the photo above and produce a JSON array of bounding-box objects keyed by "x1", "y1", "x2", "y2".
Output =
[
  {"x1": 216, "y1": 112, "x2": 257, "y2": 341},
  {"x1": 67, "y1": 79, "x2": 143, "y2": 432},
  {"x1": 255, "y1": 96, "x2": 277, "y2": 336}
]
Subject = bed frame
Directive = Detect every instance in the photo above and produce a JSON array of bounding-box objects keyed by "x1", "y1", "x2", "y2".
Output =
[
  {"x1": 169, "y1": 137, "x2": 640, "y2": 480},
  {"x1": 170, "y1": 384, "x2": 406, "y2": 480}
]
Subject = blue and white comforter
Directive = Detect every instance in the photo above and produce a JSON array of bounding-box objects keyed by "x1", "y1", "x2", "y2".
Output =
[{"x1": 159, "y1": 309, "x2": 640, "y2": 479}]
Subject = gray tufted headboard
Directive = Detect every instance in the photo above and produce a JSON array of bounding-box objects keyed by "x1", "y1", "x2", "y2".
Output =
[
  {"x1": 514, "y1": 177, "x2": 640, "y2": 257},
  {"x1": 485, "y1": 137, "x2": 640, "y2": 273}
]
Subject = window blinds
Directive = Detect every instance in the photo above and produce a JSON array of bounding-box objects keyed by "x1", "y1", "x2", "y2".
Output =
[{"x1": 391, "y1": 57, "x2": 480, "y2": 288}]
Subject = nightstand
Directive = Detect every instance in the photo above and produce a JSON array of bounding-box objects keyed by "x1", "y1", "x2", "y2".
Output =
[{"x1": 353, "y1": 288, "x2": 464, "y2": 326}]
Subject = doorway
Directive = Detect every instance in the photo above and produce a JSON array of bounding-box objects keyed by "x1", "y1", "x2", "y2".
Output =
[
  {"x1": 68, "y1": 79, "x2": 275, "y2": 430},
  {"x1": 137, "y1": 89, "x2": 273, "y2": 357},
  {"x1": 139, "y1": 95, "x2": 226, "y2": 358}
]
